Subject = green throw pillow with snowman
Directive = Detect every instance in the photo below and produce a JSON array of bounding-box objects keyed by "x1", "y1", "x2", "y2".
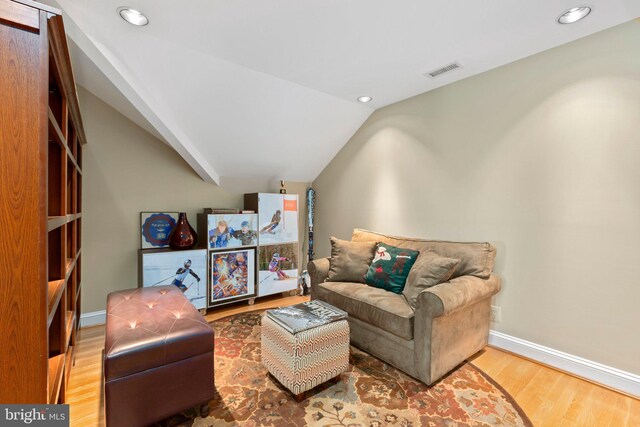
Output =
[{"x1": 364, "y1": 243, "x2": 419, "y2": 294}]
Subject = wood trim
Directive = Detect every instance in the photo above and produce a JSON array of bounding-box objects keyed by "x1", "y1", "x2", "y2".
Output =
[
  {"x1": 79, "y1": 310, "x2": 107, "y2": 328},
  {"x1": 10, "y1": 0, "x2": 60, "y2": 16},
  {"x1": 47, "y1": 15, "x2": 87, "y2": 146},
  {"x1": 0, "y1": 0, "x2": 39, "y2": 31},
  {"x1": 38, "y1": 7, "x2": 49, "y2": 343}
]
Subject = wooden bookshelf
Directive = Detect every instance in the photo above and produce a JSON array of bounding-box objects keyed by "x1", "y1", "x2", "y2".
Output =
[{"x1": 0, "y1": 0, "x2": 86, "y2": 404}]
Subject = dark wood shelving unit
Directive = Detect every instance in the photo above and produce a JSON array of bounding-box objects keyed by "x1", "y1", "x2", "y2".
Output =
[{"x1": 0, "y1": 0, "x2": 86, "y2": 404}]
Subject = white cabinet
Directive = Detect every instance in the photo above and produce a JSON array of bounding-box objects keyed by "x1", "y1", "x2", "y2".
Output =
[{"x1": 245, "y1": 193, "x2": 300, "y2": 297}]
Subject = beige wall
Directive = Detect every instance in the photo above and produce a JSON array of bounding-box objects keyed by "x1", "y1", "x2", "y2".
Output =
[
  {"x1": 313, "y1": 21, "x2": 640, "y2": 374},
  {"x1": 79, "y1": 87, "x2": 310, "y2": 314}
]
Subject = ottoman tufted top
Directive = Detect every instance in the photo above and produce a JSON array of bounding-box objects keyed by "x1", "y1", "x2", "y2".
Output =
[{"x1": 104, "y1": 286, "x2": 213, "y2": 381}]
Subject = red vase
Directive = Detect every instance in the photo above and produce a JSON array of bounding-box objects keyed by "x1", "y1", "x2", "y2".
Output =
[{"x1": 168, "y1": 213, "x2": 197, "y2": 250}]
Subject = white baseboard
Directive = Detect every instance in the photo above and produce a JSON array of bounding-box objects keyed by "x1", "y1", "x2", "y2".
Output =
[
  {"x1": 489, "y1": 330, "x2": 640, "y2": 398},
  {"x1": 80, "y1": 310, "x2": 106, "y2": 327}
]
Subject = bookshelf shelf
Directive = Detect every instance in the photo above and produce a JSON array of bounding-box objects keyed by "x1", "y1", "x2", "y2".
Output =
[
  {"x1": 47, "y1": 280, "x2": 65, "y2": 327},
  {"x1": 64, "y1": 311, "x2": 74, "y2": 350},
  {"x1": 47, "y1": 354, "x2": 65, "y2": 404},
  {"x1": 47, "y1": 213, "x2": 81, "y2": 232}
]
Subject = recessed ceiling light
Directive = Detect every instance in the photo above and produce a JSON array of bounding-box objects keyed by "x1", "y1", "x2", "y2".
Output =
[
  {"x1": 357, "y1": 96, "x2": 373, "y2": 103},
  {"x1": 117, "y1": 7, "x2": 149, "y2": 26},
  {"x1": 557, "y1": 6, "x2": 592, "y2": 24}
]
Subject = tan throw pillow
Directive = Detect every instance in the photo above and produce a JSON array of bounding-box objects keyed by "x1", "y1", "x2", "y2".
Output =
[
  {"x1": 403, "y1": 251, "x2": 460, "y2": 309},
  {"x1": 326, "y1": 237, "x2": 376, "y2": 283}
]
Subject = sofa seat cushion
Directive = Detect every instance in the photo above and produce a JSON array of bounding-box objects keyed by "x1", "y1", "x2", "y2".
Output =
[{"x1": 316, "y1": 281, "x2": 414, "y2": 340}]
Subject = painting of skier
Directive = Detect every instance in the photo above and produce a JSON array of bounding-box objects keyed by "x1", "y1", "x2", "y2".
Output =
[
  {"x1": 171, "y1": 259, "x2": 201, "y2": 291},
  {"x1": 141, "y1": 249, "x2": 207, "y2": 310},
  {"x1": 260, "y1": 210, "x2": 281, "y2": 234},
  {"x1": 233, "y1": 221, "x2": 258, "y2": 246},
  {"x1": 209, "y1": 220, "x2": 234, "y2": 248},
  {"x1": 257, "y1": 194, "x2": 298, "y2": 245},
  {"x1": 210, "y1": 248, "x2": 256, "y2": 305},
  {"x1": 258, "y1": 243, "x2": 298, "y2": 297},
  {"x1": 268, "y1": 252, "x2": 291, "y2": 280},
  {"x1": 207, "y1": 214, "x2": 258, "y2": 249}
]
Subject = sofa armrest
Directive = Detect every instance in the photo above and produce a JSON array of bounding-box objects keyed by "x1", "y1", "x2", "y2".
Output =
[
  {"x1": 413, "y1": 274, "x2": 501, "y2": 384},
  {"x1": 307, "y1": 258, "x2": 330, "y2": 287},
  {"x1": 416, "y1": 274, "x2": 501, "y2": 318}
]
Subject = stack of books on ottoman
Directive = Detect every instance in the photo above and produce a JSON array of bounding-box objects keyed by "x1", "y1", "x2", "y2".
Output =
[{"x1": 265, "y1": 300, "x2": 347, "y2": 334}]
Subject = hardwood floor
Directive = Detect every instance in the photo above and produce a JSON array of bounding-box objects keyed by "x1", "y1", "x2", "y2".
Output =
[
  {"x1": 471, "y1": 349, "x2": 639, "y2": 426},
  {"x1": 67, "y1": 295, "x2": 639, "y2": 427}
]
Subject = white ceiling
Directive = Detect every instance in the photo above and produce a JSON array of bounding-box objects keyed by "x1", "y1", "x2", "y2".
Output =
[
  {"x1": 46, "y1": 0, "x2": 640, "y2": 183},
  {"x1": 68, "y1": 38, "x2": 166, "y2": 143}
]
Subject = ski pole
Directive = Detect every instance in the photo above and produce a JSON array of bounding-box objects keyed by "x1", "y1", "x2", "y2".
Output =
[
  {"x1": 259, "y1": 272, "x2": 275, "y2": 284},
  {"x1": 150, "y1": 274, "x2": 175, "y2": 286},
  {"x1": 184, "y1": 279, "x2": 197, "y2": 292}
]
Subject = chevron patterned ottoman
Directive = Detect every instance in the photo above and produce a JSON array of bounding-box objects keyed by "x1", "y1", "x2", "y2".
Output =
[{"x1": 261, "y1": 313, "x2": 349, "y2": 400}]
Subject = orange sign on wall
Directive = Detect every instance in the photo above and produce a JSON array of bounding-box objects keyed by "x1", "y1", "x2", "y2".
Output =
[{"x1": 283, "y1": 199, "x2": 297, "y2": 211}]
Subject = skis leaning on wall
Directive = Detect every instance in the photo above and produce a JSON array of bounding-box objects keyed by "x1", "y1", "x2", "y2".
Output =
[{"x1": 306, "y1": 187, "x2": 316, "y2": 262}]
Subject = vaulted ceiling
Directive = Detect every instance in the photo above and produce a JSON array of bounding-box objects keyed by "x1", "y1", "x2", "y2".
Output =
[{"x1": 46, "y1": 1, "x2": 640, "y2": 184}]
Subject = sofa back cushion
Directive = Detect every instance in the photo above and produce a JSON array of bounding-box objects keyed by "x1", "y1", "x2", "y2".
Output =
[
  {"x1": 327, "y1": 237, "x2": 376, "y2": 283},
  {"x1": 351, "y1": 229, "x2": 496, "y2": 279},
  {"x1": 403, "y1": 251, "x2": 460, "y2": 309}
]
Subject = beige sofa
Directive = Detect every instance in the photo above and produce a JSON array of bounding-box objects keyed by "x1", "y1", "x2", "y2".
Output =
[{"x1": 308, "y1": 229, "x2": 501, "y2": 385}]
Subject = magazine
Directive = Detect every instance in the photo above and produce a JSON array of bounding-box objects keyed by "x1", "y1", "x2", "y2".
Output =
[
  {"x1": 203, "y1": 208, "x2": 240, "y2": 214},
  {"x1": 266, "y1": 300, "x2": 347, "y2": 334}
]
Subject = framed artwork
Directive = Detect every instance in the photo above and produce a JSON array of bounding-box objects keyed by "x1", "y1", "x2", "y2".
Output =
[
  {"x1": 207, "y1": 213, "x2": 258, "y2": 250},
  {"x1": 140, "y1": 249, "x2": 207, "y2": 310},
  {"x1": 141, "y1": 212, "x2": 179, "y2": 249},
  {"x1": 258, "y1": 243, "x2": 299, "y2": 297},
  {"x1": 258, "y1": 194, "x2": 298, "y2": 245},
  {"x1": 210, "y1": 247, "x2": 257, "y2": 306}
]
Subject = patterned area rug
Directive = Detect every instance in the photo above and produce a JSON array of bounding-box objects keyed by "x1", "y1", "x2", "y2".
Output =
[{"x1": 164, "y1": 311, "x2": 532, "y2": 427}]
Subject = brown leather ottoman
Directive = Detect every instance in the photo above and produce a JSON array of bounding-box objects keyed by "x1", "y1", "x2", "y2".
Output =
[{"x1": 104, "y1": 286, "x2": 214, "y2": 427}]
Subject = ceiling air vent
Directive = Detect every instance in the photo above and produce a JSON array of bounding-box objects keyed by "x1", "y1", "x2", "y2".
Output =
[{"x1": 425, "y1": 62, "x2": 462, "y2": 78}]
